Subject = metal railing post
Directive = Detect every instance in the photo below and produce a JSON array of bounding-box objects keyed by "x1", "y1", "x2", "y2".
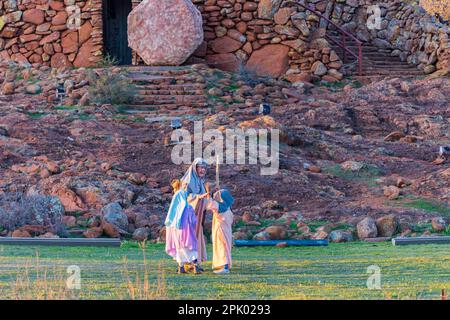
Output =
[
  {"x1": 342, "y1": 33, "x2": 347, "y2": 64},
  {"x1": 358, "y1": 44, "x2": 363, "y2": 76},
  {"x1": 285, "y1": 1, "x2": 364, "y2": 77}
]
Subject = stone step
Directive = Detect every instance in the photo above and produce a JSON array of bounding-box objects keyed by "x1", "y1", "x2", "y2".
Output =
[
  {"x1": 134, "y1": 94, "x2": 206, "y2": 101},
  {"x1": 349, "y1": 61, "x2": 420, "y2": 68},
  {"x1": 126, "y1": 102, "x2": 208, "y2": 111},
  {"x1": 125, "y1": 66, "x2": 195, "y2": 73},
  {"x1": 363, "y1": 61, "x2": 418, "y2": 66},
  {"x1": 360, "y1": 69, "x2": 422, "y2": 74},
  {"x1": 123, "y1": 65, "x2": 208, "y2": 109},
  {"x1": 332, "y1": 46, "x2": 392, "y2": 54},
  {"x1": 342, "y1": 57, "x2": 411, "y2": 63},
  {"x1": 129, "y1": 74, "x2": 198, "y2": 81},
  {"x1": 133, "y1": 98, "x2": 207, "y2": 105},
  {"x1": 130, "y1": 78, "x2": 200, "y2": 86},
  {"x1": 345, "y1": 61, "x2": 420, "y2": 69},
  {"x1": 137, "y1": 90, "x2": 205, "y2": 96},
  {"x1": 348, "y1": 70, "x2": 424, "y2": 76},
  {"x1": 128, "y1": 71, "x2": 193, "y2": 78},
  {"x1": 135, "y1": 83, "x2": 205, "y2": 90}
]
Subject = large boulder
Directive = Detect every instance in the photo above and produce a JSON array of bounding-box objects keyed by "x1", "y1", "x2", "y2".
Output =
[
  {"x1": 246, "y1": 44, "x2": 290, "y2": 78},
  {"x1": 101, "y1": 202, "x2": 129, "y2": 232},
  {"x1": 210, "y1": 36, "x2": 243, "y2": 54},
  {"x1": 357, "y1": 217, "x2": 378, "y2": 239},
  {"x1": 265, "y1": 225, "x2": 287, "y2": 240},
  {"x1": 329, "y1": 230, "x2": 354, "y2": 243},
  {"x1": 0, "y1": 193, "x2": 64, "y2": 233},
  {"x1": 206, "y1": 53, "x2": 240, "y2": 72},
  {"x1": 431, "y1": 217, "x2": 447, "y2": 232},
  {"x1": 128, "y1": 0, "x2": 204, "y2": 66},
  {"x1": 133, "y1": 227, "x2": 151, "y2": 241}
]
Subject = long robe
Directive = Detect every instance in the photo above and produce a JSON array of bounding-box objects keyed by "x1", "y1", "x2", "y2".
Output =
[
  {"x1": 212, "y1": 208, "x2": 233, "y2": 269},
  {"x1": 188, "y1": 195, "x2": 208, "y2": 262},
  {"x1": 181, "y1": 158, "x2": 209, "y2": 263},
  {"x1": 165, "y1": 206, "x2": 198, "y2": 264},
  {"x1": 165, "y1": 190, "x2": 198, "y2": 264}
]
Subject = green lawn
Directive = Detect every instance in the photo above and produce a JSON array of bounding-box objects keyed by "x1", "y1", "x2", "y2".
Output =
[{"x1": 0, "y1": 242, "x2": 448, "y2": 300}]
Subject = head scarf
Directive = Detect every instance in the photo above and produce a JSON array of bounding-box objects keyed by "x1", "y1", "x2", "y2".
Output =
[
  {"x1": 214, "y1": 189, "x2": 234, "y2": 213},
  {"x1": 164, "y1": 189, "x2": 188, "y2": 229},
  {"x1": 181, "y1": 158, "x2": 208, "y2": 195}
]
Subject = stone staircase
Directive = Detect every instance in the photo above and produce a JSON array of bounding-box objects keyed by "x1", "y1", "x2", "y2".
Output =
[
  {"x1": 125, "y1": 66, "x2": 208, "y2": 113},
  {"x1": 327, "y1": 31, "x2": 425, "y2": 78}
]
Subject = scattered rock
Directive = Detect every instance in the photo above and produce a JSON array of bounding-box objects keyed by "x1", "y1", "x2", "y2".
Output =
[
  {"x1": 376, "y1": 214, "x2": 399, "y2": 237},
  {"x1": 341, "y1": 161, "x2": 365, "y2": 172},
  {"x1": 12, "y1": 230, "x2": 32, "y2": 238},
  {"x1": 101, "y1": 202, "x2": 129, "y2": 232},
  {"x1": 312, "y1": 230, "x2": 329, "y2": 240},
  {"x1": 431, "y1": 217, "x2": 447, "y2": 232},
  {"x1": 83, "y1": 227, "x2": 103, "y2": 238},
  {"x1": 253, "y1": 231, "x2": 269, "y2": 241},
  {"x1": 265, "y1": 225, "x2": 287, "y2": 240},
  {"x1": 233, "y1": 231, "x2": 249, "y2": 240},
  {"x1": 329, "y1": 230, "x2": 354, "y2": 243},
  {"x1": 132, "y1": 227, "x2": 151, "y2": 241},
  {"x1": 384, "y1": 131, "x2": 405, "y2": 142},
  {"x1": 25, "y1": 84, "x2": 42, "y2": 94},
  {"x1": 276, "y1": 242, "x2": 288, "y2": 247},
  {"x1": 383, "y1": 186, "x2": 401, "y2": 200},
  {"x1": 357, "y1": 217, "x2": 378, "y2": 239},
  {"x1": 62, "y1": 215, "x2": 77, "y2": 228}
]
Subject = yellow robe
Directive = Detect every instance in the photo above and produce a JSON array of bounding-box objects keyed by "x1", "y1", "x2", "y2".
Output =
[{"x1": 212, "y1": 208, "x2": 233, "y2": 269}]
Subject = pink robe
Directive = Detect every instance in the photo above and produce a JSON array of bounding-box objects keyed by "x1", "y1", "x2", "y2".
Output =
[{"x1": 165, "y1": 205, "x2": 198, "y2": 264}]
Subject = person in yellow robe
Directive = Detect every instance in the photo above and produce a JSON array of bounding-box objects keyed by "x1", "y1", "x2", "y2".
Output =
[{"x1": 208, "y1": 189, "x2": 235, "y2": 275}]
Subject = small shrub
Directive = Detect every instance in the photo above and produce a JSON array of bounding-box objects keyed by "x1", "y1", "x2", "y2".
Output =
[
  {"x1": 95, "y1": 54, "x2": 119, "y2": 68},
  {"x1": 87, "y1": 69, "x2": 136, "y2": 106}
]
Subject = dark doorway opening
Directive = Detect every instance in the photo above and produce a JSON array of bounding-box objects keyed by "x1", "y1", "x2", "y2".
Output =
[{"x1": 102, "y1": 0, "x2": 132, "y2": 65}]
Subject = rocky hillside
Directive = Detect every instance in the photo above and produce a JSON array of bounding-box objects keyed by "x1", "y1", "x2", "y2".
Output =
[{"x1": 0, "y1": 61, "x2": 449, "y2": 242}]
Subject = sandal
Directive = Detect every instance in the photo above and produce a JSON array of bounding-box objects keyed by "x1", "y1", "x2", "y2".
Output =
[
  {"x1": 177, "y1": 266, "x2": 187, "y2": 274},
  {"x1": 193, "y1": 264, "x2": 203, "y2": 274}
]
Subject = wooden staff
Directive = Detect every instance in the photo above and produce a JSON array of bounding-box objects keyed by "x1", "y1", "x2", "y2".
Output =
[{"x1": 215, "y1": 154, "x2": 222, "y2": 201}]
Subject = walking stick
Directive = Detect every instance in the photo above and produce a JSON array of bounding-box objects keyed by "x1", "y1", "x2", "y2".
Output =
[{"x1": 215, "y1": 154, "x2": 222, "y2": 201}]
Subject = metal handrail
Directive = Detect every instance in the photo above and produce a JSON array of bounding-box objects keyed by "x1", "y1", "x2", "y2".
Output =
[{"x1": 282, "y1": 1, "x2": 363, "y2": 76}]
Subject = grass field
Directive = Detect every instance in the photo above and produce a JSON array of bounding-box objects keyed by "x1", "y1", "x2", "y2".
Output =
[{"x1": 0, "y1": 242, "x2": 448, "y2": 300}]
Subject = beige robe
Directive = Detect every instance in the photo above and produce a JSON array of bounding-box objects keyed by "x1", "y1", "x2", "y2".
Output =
[
  {"x1": 188, "y1": 196, "x2": 208, "y2": 263},
  {"x1": 212, "y1": 208, "x2": 233, "y2": 269}
]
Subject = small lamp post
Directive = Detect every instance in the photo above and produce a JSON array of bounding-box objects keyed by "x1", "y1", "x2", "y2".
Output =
[
  {"x1": 55, "y1": 83, "x2": 65, "y2": 105},
  {"x1": 259, "y1": 103, "x2": 271, "y2": 115}
]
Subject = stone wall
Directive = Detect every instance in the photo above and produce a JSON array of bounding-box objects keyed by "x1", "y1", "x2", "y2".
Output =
[
  {"x1": 1, "y1": 0, "x2": 448, "y2": 79},
  {"x1": 186, "y1": 0, "x2": 353, "y2": 82},
  {"x1": 360, "y1": 0, "x2": 449, "y2": 74},
  {"x1": 0, "y1": 0, "x2": 104, "y2": 68}
]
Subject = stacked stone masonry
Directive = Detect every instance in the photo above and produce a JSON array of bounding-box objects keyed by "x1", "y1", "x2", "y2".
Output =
[
  {"x1": 0, "y1": 0, "x2": 103, "y2": 68},
  {"x1": 0, "y1": 0, "x2": 448, "y2": 80}
]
